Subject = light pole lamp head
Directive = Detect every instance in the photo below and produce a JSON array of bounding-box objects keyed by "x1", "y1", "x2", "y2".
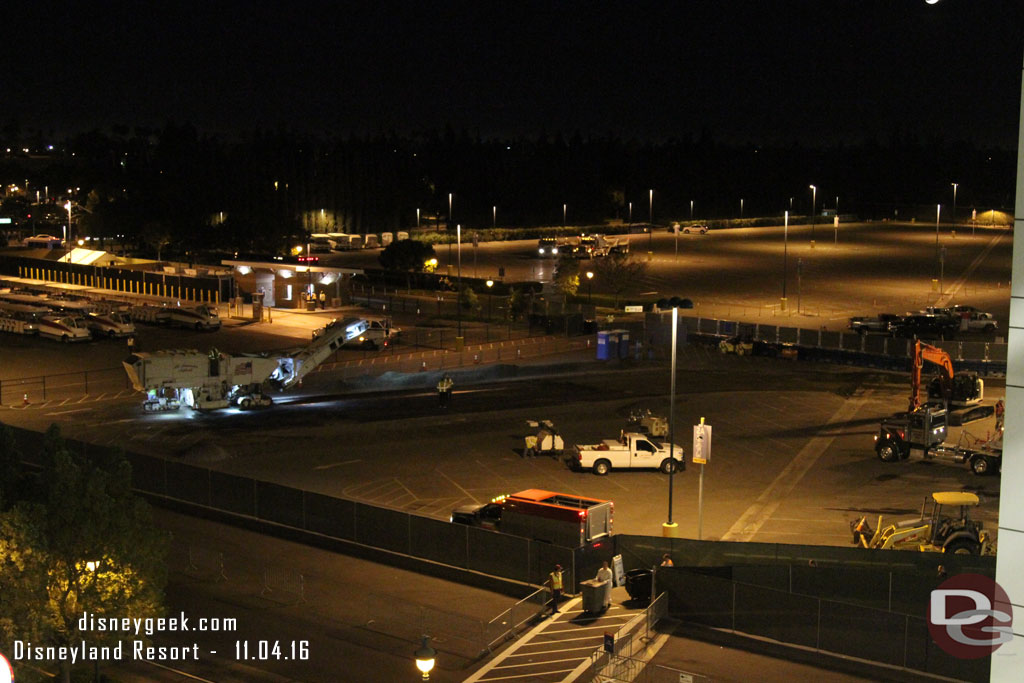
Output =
[
  {"x1": 415, "y1": 636, "x2": 436, "y2": 679},
  {"x1": 486, "y1": 279, "x2": 494, "y2": 288},
  {"x1": 586, "y1": 271, "x2": 594, "y2": 279}
]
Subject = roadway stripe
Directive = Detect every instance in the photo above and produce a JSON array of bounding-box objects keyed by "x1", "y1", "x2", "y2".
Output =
[
  {"x1": 937, "y1": 231, "x2": 1005, "y2": 307},
  {"x1": 312, "y1": 459, "x2": 362, "y2": 470},
  {"x1": 721, "y1": 388, "x2": 873, "y2": 542},
  {"x1": 492, "y1": 656, "x2": 586, "y2": 669},
  {"x1": 504, "y1": 645, "x2": 598, "y2": 657},
  {"x1": 45, "y1": 408, "x2": 92, "y2": 416}
]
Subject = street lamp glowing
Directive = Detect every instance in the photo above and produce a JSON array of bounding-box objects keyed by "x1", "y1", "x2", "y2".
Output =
[
  {"x1": 808, "y1": 185, "x2": 817, "y2": 241},
  {"x1": 486, "y1": 279, "x2": 494, "y2": 288},
  {"x1": 415, "y1": 636, "x2": 436, "y2": 680}
]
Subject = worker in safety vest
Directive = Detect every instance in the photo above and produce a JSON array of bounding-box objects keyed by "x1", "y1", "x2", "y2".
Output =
[
  {"x1": 546, "y1": 564, "x2": 564, "y2": 616},
  {"x1": 437, "y1": 374, "x2": 453, "y2": 407}
]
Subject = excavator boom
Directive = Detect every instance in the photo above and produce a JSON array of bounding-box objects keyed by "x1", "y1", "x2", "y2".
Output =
[{"x1": 909, "y1": 340, "x2": 954, "y2": 412}]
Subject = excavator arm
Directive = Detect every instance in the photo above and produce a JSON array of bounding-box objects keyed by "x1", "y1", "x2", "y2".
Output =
[{"x1": 909, "y1": 339, "x2": 954, "y2": 412}]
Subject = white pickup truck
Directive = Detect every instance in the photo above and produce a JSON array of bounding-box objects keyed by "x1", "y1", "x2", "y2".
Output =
[{"x1": 572, "y1": 432, "x2": 685, "y2": 475}]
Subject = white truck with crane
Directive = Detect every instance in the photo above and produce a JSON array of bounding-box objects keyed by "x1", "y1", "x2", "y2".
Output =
[
  {"x1": 572, "y1": 432, "x2": 685, "y2": 475},
  {"x1": 123, "y1": 317, "x2": 365, "y2": 411}
]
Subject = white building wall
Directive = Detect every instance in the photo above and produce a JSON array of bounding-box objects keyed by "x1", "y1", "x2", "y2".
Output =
[{"x1": 991, "y1": 53, "x2": 1024, "y2": 682}]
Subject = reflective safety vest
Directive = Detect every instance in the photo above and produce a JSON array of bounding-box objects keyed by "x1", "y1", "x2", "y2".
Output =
[{"x1": 550, "y1": 571, "x2": 563, "y2": 590}]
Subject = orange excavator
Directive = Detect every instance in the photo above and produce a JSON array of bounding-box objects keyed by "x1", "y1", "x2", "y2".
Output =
[
  {"x1": 908, "y1": 340, "x2": 954, "y2": 413},
  {"x1": 875, "y1": 340, "x2": 994, "y2": 471}
]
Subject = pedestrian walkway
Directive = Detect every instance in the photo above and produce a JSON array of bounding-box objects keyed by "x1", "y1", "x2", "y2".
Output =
[{"x1": 464, "y1": 587, "x2": 642, "y2": 683}]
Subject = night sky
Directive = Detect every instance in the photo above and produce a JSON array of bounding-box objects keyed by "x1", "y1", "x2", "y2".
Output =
[{"x1": 4, "y1": 0, "x2": 1023, "y2": 146}]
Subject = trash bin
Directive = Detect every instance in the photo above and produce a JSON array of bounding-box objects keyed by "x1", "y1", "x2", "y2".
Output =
[
  {"x1": 624, "y1": 569, "x2": 652, "y2": 603},
  {"x1": 305, "y1": 299, "x2": 317, "y2": 311},
  {"x1": 580, "y1": 578, "x2": 611, "y2": 613}
]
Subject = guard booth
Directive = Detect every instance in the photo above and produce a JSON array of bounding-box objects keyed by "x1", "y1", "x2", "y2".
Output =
[{"x1": 252, "y1": 291, "x2": 264, "y2": 321}]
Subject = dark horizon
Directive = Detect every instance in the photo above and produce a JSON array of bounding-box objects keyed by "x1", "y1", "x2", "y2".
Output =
[{"x1": 3, "y1": 1, "x2": 1023, "y2": 148}]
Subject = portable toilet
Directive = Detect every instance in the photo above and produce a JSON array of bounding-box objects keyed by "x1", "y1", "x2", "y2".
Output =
[
  {"x1": 349, "y1": 235, "x2": 364, "y2": 250},
  {"x1": 364, "y1": 234, "x2": 380, "y2": 249},
  {"x1": 596, "y1": 330, "x2": 610, "y2": 360},
  {"x1": 606, "y1": 331, "x2": 620, "y2": 359},
  {"x1": 381, "y1": 232, "x2": 394, "y2": 247},
  {"x1": 397, "y1": 231, "x2": 410, "y2": 241},
  {"x1": 614, "y1": 329, "x2": 630, "y2": 359}
]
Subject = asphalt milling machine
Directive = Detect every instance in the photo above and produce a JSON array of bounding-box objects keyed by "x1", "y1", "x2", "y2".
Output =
[{"x1": 122, "y1": 317, "x2": 366, "y2": 411}]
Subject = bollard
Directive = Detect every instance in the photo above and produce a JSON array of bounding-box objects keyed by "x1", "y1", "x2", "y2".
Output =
[
  {"x1": 474, "y1": 353, "x2": 480, "y2": 364},
  {"x1": 420, "y1": 361, "x2": 427, "y2": 371},
  {"x1": 23, "y1": 393, "x2": 29, "y2": 406}
]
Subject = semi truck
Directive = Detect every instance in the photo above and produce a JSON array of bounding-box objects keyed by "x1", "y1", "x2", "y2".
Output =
[
  {"x1": 123, "y1": 317, "x2": 362, "y2": 411},
  {"x1": 451, "y1": 489, "x2": 613, "y2": 547},
  {"x1": 572, "y1": 432, "x2": 685, "y2": 475}
]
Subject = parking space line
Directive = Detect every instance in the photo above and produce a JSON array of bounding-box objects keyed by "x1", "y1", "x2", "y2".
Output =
[
  {"x1": 437, "y1": 469, "x2": 481, "y2": 505},
  {"x1": 475, "y1": 669, "x2": 577, "y2": 682},
  {"x1": 721, "y1": 388, "x2": 873, "y2": 542}
]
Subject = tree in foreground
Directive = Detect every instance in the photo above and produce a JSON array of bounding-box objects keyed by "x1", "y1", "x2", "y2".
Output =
[
  {"x1": 379, "y1": 239, "x2": 436, "y2": 291},
  {"x1": 593, "y1": 253, "x2": 648, "y2": 308},
  {"x1": 0, "y1": 425, "x2": 168, "y2": 683}
]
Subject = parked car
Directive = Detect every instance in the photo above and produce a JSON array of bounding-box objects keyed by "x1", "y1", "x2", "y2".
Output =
[
  {"x1": 965, "y1": 312, "x2": 998, "y2": 333},
  {"x1": 890, "y1": 314, "x2": 957, "y2": 339},
  {"x1": 682, "y1": 224, "x2": 709, "y2": 234},
  {"x1": 848, "y1": 313, "x2": 901, "y2": 334}
]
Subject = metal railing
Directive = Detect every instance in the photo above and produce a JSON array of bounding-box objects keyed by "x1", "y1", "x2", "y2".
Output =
[
  {"x1": 485, "y1": 585, "x2": 550, "y2": 651},
  {"x1": 585, "y1": 592, "x2": 668, "y2": 681}
]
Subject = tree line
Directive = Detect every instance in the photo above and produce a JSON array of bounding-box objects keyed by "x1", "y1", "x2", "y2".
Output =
[{"x1": 0, "y1": 122, "x2": 1015, "y2": 260}]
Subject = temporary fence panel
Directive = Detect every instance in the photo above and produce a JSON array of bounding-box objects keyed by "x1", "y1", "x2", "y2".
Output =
[
  {"x1": 410, "y1": 515, "x2": 469, "y2": 567},
  {"x1": 165, "y1": 461, "x2": 212, "y2": 507},
  {"x1": 303, "y1": 491, "x2": 356, "y2": 541},
  {"x1": 355, "y1": 503, "x2": 410, "y2": 554},
  {"x1": 256, "y1": 481, "x2": 305, "y2": 528},
  {"x1": 209, "y1": 471, "x2": 257, "y2": 516}
]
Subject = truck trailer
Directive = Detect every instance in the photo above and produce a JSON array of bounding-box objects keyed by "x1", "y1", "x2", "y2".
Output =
[{"x1": 451, "y1": 489, "x2": 613, "y2": 548}]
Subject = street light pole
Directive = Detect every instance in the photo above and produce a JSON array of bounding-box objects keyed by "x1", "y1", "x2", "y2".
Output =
[
  {"x1": 648, "y1": 189, "x2": 654, "y2": 251},
  {"x1": 782, "y1": 210, "x2": 789, "y2": 302},
  {"x1": 740, "y1": 198, "x2": 744, "y2": 219},
  {"x1": 448, "y1": 193, "x2": 453, "y2": 268},
  {"x1": 586, "y1": 270, "x2": 594, "y2": 304},
  {"x1": 486, "y1": 279, "x2": 493, "y2": 320},
  {"x1": 663, "y1": 306, "x2": 679, "y2": 537},
  {"x1": 935, "y1": 204, "x2": 941, "y2": 283},
  {"x1": 951, "y1": 183, "x2": 958, "y2": 232},
  {"x1": 457, "y1": 224, "x2": 462, "y2": 338},
  {"x1": 492, "y1": 205, "x2": 496, "y2": 229},
  {"x1": 809, "y1": 185, "x2": 817, "y2": 241},
  {"x1": 563, "y1": 203, "x2": 566, "y2": 227},
  {"x1": 689, "y1": 199, "x2": 694, "y2": 221}
]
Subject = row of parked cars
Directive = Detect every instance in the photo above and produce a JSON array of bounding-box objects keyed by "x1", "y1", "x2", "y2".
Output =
[{"x1": 848, "y1": 305, "x2": 998, "y2": 339}]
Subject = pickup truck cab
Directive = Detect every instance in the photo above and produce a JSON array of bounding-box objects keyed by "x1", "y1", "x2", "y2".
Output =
[
  {"x1": 848, "y1": 313, "x2": 900, "y2": 334},
  {"x1": 573, "y1": 431, "x2": 685, "y2": 475}
]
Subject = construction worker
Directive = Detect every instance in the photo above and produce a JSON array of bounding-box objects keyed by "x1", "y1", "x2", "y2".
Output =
[
  {"x1": 318, "y1": 290, "x2": 326, "y2": 309},
  {"x1": 546, "y1": 564, "x2": 564, "y2": 616},
  {"x1": 595, "y1": 561, "x2": 614, "y2": 610},
  {"x1": 437, "y1": 374, "x2": 453, "y2": 407},
  {"x1": 660, "y1": 553, "x2": 674, "y2": 567}
]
